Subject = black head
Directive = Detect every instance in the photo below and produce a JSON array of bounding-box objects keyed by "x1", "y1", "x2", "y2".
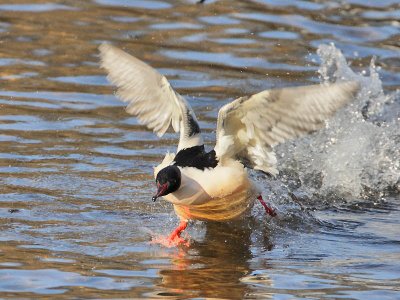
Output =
[{"x1": 152, "y1": 165, "x2": 181, "y2": 202}]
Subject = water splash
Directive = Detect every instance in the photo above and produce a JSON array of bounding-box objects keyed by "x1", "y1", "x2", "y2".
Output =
[
  {"x1": 150, "y1": 234, "x2": 191, "y2": 248},
  {"x1": 272, "y1": 44, "x2": 399, "y2": 205}
]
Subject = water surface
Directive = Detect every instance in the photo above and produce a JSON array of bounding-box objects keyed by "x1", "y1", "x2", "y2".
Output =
[{"x1": 0, "y1": 0, "x2": 399, "y2": 299}]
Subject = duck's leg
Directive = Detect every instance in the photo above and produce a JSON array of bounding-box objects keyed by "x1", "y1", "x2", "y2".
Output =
[
  {"x1": 257, "y1": 195, "x2": 277, "y2": 217},
  {"x1": 168, "y1": 219, "x2": 189, "y2": 246}
]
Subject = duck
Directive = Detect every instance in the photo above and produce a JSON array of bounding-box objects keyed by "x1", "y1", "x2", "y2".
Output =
[{"x1": 99, "y1": 43, "x2": 359, "y2": 245}]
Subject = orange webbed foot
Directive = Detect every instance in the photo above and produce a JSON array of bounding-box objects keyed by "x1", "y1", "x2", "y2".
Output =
[
  {"x1": 150, "y1": 219, "x2": 190, "y2": 248},
  {"x1": 150, "y1": 234, "x2": 190, "y2": 248},
  {"x1": 167, "y1": 234, "x2": 190, "y2": 247},
  {"x1": 167, "y1": 219, "x2": 189, "y2": 247}
]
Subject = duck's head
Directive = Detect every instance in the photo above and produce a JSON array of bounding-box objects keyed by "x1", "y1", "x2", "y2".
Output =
[{"x1": 152, "y1": 165, "x2": 181, "y2": 202}]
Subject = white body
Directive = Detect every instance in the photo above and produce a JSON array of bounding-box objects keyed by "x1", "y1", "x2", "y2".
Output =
[{"x1": 154, "y1": 154, "x2": 259, "y2": 221}]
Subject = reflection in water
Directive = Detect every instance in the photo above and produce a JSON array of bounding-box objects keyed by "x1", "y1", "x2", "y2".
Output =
[
  {"x1": 0, "y1": 0, "x2": 399, "y2": 298},
  {"x1": 158, "y1": 220, "x2": 270, "y2": 299}
]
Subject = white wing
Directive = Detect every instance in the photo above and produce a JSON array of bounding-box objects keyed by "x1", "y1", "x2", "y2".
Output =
[
  {"x1": 215, "y1": 81, "x2": 359, "y2": 175},
  {"x1": 99, "y1": 43, "x2": 203, "y2": 150}
]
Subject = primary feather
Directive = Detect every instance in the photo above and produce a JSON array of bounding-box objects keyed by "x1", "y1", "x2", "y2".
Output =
[{"x1": 99, "y1": 43, "x2": 203, "y2": 150}]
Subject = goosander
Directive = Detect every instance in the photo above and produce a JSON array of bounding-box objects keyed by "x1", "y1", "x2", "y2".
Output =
[{"x1": 99, "y1": 43, "x2": 359, "y2": 245}]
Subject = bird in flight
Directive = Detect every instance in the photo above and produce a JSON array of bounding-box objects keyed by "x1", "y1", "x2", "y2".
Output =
[{"x1": 99, "y1": 44, "x2": 359, "y2": 246}]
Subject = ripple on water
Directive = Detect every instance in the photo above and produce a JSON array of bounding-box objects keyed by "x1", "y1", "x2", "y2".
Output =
[
  {"x1": 49, "y1": 75, "x2": 109, "y2": 86},
  {"x1": 254, "y1": 0, "x2": 326, "y2": 10},
  {"x1": 259, "y1": 30, "x2": 300, "y2": 40},
  {"x1": 94, "y1": 0, "x2": 172, "y2": 10},
  {"x1": 0, "y1": 4, "x2": 76, "y2": 12},
  {"x1": 0, "y1": 0, "x2": 399, "y2": 298},
  {"x1": 0, "y1": 269, "x2": 136, "y2": 294}
]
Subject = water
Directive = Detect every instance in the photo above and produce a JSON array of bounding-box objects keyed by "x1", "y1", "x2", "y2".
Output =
[{"x1": 0, "y1": 0, "x2": 399, "y2": 298}]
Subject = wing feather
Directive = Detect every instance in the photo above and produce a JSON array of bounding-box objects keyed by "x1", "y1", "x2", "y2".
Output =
[
  {"x1": 99, "y1": 43, "x2": 202, "y2": 149},
  {"x1": 215, "y1": 81, "x2": 359, "y2": 175}
]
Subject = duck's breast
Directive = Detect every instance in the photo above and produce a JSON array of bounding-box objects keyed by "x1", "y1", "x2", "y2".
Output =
[
  {"x1": 165, "y1": 159, "x2": 260, "y2": 221},
  {"x1": 173, "y1": 184, "x2": 258, "y2": 222}
]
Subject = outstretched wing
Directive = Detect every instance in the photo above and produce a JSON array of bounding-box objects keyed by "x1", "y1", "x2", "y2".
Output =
[
  {"x1": 99, "y1": 43, "x2": 203, "y2": 150},
  {"x1": 214, "y1": 81, "x2": 359, "y2": 175}
]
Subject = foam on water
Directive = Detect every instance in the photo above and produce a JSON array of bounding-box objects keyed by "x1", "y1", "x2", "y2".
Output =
[{"x1": 271, "y1": 44, "x2": 399, "y2": 204}]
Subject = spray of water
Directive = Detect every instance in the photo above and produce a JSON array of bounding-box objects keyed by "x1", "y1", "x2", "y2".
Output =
[{"x1": 266, "y1": 44, "x2": 399, "y2": 208}]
